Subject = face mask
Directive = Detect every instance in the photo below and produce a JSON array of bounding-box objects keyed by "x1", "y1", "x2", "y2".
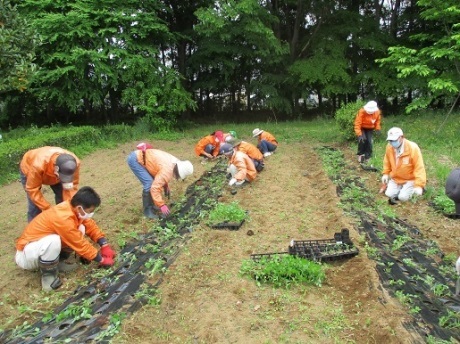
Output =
[
  {"x1": 62, "y1": 182, "x2": 74, "y2": 190},
  {"x1": 78, "y1": 206, "x2": 94, "y2": 220},
  {"x1": 389, "y1": 140, "x2": 401, "y2": 148}
]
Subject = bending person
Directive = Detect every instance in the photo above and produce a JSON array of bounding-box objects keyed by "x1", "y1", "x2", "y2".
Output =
[
  {"x1": 20, "y1": 146, "x2": 80, "y2": 222},
  {"x1": 220, "y1": 143, "x2": 257, "y2": 187},
  {"x1": 252, "y1": 128, "x2": 278, "y2": 157},
  {"x1": 127, "y1": 146, "x2": 194, "y2": 219}
]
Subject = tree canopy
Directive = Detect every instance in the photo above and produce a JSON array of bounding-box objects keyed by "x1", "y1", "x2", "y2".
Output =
[{"x1": 0, "y1": 0, "x2": 459, "y2": 128}]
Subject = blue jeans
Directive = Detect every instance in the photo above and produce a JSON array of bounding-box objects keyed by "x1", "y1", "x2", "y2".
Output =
[
  {"x1": 20, "y1": 170, "x2": 64, "y2": 222},
  {"x1": 127, "y1": 151, "x2": 154, "y2": 191},
  {"x1": 257, "y1": 140, "x2": 277, "y2": 154}
]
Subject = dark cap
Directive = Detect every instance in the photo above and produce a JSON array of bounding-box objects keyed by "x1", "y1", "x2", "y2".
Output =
[{"x1": 55, "y1": 154, "x2": 77, "y2": 183}]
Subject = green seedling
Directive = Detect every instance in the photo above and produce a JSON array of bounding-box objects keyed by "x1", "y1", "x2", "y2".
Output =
[{"x1": 208, "y1": 201, "x2": 248, "y2": 224}]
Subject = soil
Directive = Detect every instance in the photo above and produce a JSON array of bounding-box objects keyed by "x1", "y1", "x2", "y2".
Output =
[{"x1": 0, "y1": 138, "x2": 459, "y2": 344}]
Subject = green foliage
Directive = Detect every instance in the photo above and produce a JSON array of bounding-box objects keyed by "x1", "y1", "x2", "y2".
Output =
[
  {"x1": 0, "y1": 0, "x2": 37, "y2": 93},
  {"x1": 207, "y1": 201, "x2": 248, "y2": 224},
  {"x1": 240, "y1": 255, "x2": 326, "y2": 288},
  {"x1": 377, "y1": 0, "x2": 460, "y2": 113},
  {"x1": 55, "y1": 298, "x2": 93, "y2": 322},
  {"x1": 439, "y1": 310, "x2": 460, "y2": 329},
  {"x1": 95, "y1": 312, "x2": 126, "y2": 341},
  {"x1": 0, "y1": 124, "x2": 140, "y2": 185},
  {"x1": 334, "y1": 101, "x2": 364, "y2": 141}
]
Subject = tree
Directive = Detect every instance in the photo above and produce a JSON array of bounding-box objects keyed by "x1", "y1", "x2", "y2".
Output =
[
  {"x1": 377, "y1": 0, "x2": 460, "y2": 113},
  {"x1": 0, "y1": 0, "x2": 37, "y2": 94},
  {"x1": 192, "y1": 0, "x2": 288, "y2": 115}
]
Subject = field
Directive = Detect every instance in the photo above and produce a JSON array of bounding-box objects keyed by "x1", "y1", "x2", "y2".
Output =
[{"x1": 0, "y1": 125, "x2": 459, "y2": 344}]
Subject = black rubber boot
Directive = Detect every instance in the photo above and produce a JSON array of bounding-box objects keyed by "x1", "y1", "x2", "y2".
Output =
[
  {"x1": 142, "y1": 191, "x2": 158, "y2": 219},
  {"x1": 39, "y1": 258, "x2": 62, "y2": 291}
]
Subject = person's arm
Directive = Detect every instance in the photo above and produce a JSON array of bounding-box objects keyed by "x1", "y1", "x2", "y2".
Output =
[
  {"x1": 25, "y1": 170, "x2": 52, "y2": 211},
  {"x1": 375, "y1": 111, "x2": 382, "y2": 131}
]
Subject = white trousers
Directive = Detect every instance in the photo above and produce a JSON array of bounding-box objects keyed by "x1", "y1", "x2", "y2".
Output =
[
  {"x1": 15, "y1": 234, "x2": 61, "y2": 270},
  {"x1": 385, "y1": 179, "x2": 415, "y2": 202}
]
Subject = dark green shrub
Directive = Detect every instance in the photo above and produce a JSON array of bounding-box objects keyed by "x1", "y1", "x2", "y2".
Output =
[{"x1": 334, "y1": 100, "x2": 364, "y2": 141}]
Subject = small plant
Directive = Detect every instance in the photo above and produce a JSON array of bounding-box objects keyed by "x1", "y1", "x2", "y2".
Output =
[
  {"x1": 240, "y1": 255, "x2": 326, "y2": 288},
  {"x1": 432, "y1": 193, "x2": 456, "y2": 214},
  {"x1": 431, "y1": 283, "x2": 450, "y2": 297},
  {"x1": 55, "y1": 298, "x2": 93, "y2": 322},
  {"x1": 391, "y1": 235, "x2": 411, "y2": 252},
  {"x1": 389, "y1": 279, "x2": 405, "y2": 287},
  {"x1": 375, "y1": 231, "x2": 386, "y2": 240},
  {"x1": 394, "y1": 290, "x2": 416, "y2": 307},
  {"x1": 95, "y1": 312, "x2": 126, "y2": 341},
  {"x1": 439, "y1": 310, "x2": 460, "y2": 329},
  {"x1": 364, "y1": 242, "x2": 379, "y2": 259},
  {"x1": 135, "y1": 284, "x2": 161, "y2": 306},
  {"x1": 208, "y1": 201, "x2": 248, "y2": 224}
]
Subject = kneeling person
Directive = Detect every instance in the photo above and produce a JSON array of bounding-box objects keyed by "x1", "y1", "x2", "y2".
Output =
[
  {"x1": 220, "y1": 143, "x2": 257, "y2": 186},
  {"x1": 231, "y1": 139, "x2": 264, "y2": 172},
  {"x1": 15, "y1": 186, "x2": 116, "y2": 291}
]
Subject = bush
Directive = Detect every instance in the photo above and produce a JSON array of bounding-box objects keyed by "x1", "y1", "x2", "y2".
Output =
[{"x1": 334, "y1": 100, "x2": 365, "y2": 141}]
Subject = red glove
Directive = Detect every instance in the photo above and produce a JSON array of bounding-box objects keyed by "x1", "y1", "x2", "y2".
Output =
[
  {"x1": 160, "y1": 205, "x2": 170, "y2": 216},
  {"x1": 100, "y1": 245, "x2": 116, "y2": 259},
  {"x1": 99, "y1": 256, "x2": 114, "y2": 268}
]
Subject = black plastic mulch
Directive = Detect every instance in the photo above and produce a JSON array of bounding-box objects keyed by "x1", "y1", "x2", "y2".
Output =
[
  {"x1": 318, "y1": 146, "x2": 460, "y2": 341},
  {"x1": 1, "y1": 161, "x2": 227, "y2": 344}
]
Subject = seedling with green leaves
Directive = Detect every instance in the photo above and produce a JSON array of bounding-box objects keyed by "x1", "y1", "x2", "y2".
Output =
[
  {"x1": 240, "y1": 255, "x2": 325, "y2": 288},
  {"x1": 208, "y1": 201, "x2": 248, "y2": 224}
]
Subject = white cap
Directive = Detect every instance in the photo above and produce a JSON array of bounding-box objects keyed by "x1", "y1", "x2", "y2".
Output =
[
  {"x1": 386, "y1": 127, "x2": 404, "y2": 141},
  {"x1": 176, "y1": 160, "x2": 194, "y2": 179},
  {"x1": 364, "y1": 101, "x2": 379, "y2": 114},
  {"x1": 252, "y1": 128, "x2": 264, "y2": 137}
]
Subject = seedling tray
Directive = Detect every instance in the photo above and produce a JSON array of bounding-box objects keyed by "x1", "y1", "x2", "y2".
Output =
[
  {"x1": 250, "y1": 252, "x2": 290, "y2": 262},
  {"x1": 288, "y1": 241, "x2": 359, "y2": 262},
  {"x1": 250, "y1": 229, "x2": 358, "y2": 263},
  {"x1": 211, "y1": 219, "x2": 245, "y2": 230}
]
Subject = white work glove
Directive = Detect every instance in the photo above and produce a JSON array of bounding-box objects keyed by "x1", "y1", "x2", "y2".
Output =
[
  {"x1": 229, "y1": 178, "x2": 237, "y2": 186},
  {"x1": 456, "y1": 257, "x2": 460, "y2": 275},
  {"x1": 381, "y1": 175, "x2": 389, "y2": 184},
  {"x1": 413, "y1": 187, "x2": 423, "y2": 196}
]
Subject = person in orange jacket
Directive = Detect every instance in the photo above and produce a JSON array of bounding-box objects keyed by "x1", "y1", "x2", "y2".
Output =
[
  {"x1": 15, "y1": 186, "x2": 116, "y2": 291},
  {"x1": 219, "y1": 143, "x2": 257, "y2": 187},
  {"x1": 127, "y1": 145, "x2": 194, "y2": 219},
  {"x1": 354, "y1": 101, "x2": 382, "y2": 163},
  {"x1": 381, "y1": 127, "x2": 426, "y2": 204},
  {"x1": 231, "y1": 139, "x2": 264, "y2": 172},
  {"x1": 20, "y1": 146, "x2": 81, "y2": 222},
  {"x1": 194, "y1": 131, "x2": 224, "y2": 160},
  {"x1": 252, "y1": 128, "x2": 278, "y2": 157}
]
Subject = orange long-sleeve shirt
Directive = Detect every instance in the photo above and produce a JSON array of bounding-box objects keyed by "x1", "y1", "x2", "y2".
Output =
[
  {"x1": 20, "y1": 146, "x2": 81, "y2": 211},
  {"x1": 15, "y1": 201, "x2": 105, "y2": 261},
  {"x1": 382, "y1": 139, "x2": 426, "y2": 188},
  {"x1": 354, "y1": 108, "x2": 382, "y2": 136},
  {"x1": 135, "y1": 149, "x2": 177, "y2": 207},
  {"x1": 230, "y1": 151, "x2": 257, "y2": 182},
  {"x1": 236, "y1": 141, "x2": 263, "y2": 161},
  {"x1": 194, "y1": 135, "x2": 220, "y2": 157},
  {"x1": 257, "y1": 131, "x2": 278, "y2": 146}
]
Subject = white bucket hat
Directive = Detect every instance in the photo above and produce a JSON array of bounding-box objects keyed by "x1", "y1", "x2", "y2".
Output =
[
  {"x1": 386, "y1": 127, "x2": 404, "y2": 141},
  {"x1": 176, "y1": 160, "x2": 194, "y2": 180},
  {"x1": 252, "y1": 128, "x2": 264, "y2": 137},
  {"x1": 363, "y1": 101, "x2": 379, "y2": 114}
]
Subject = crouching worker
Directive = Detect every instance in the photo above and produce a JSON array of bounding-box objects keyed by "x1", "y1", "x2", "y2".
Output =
[
  {"x1": 231, "y1": 139, "x2": 265, "y2": 172},
  {"x1": 220, "y1": 143, "x2": 257, "y2": 187},
  {"x1": 15, "y1": 186, "x2": 116, "y2": 292},
  {"x1": 194, "y1": 131, "x2": 224, "y2": 160},
  {"x1": 127, "y1": 146, "x2": 194, "y2": 219},
  {"x1": 381, "y1": 127, "x2": 426, "y2": 204}
]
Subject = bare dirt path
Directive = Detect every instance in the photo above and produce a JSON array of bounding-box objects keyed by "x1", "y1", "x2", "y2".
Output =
[{"x1": 0, "y1": 138, "x2": 458, "y2": 343}]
